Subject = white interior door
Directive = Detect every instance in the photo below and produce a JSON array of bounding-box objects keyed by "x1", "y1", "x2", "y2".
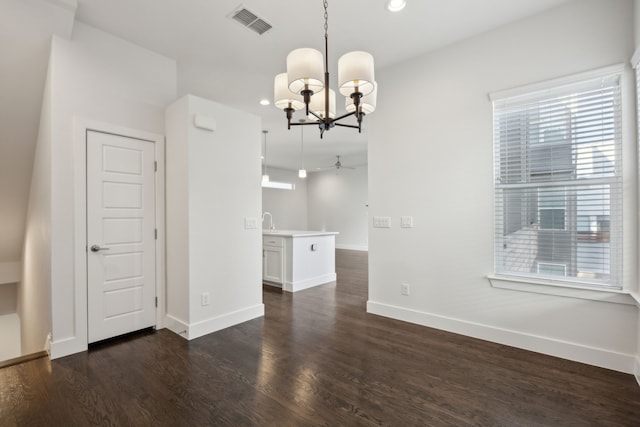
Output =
[{"x1": 87, "y1": 130, "x2": 156, "y2": 343}]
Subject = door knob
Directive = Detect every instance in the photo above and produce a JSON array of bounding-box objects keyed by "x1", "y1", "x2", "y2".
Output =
[{"x1": 90, "y1": 244, "x2": 110, "y2": 252}]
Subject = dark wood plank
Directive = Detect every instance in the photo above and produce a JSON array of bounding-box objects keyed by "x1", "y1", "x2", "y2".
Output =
[{"x1": 1, "y1": 248, "x2": 639, "y2": 426}]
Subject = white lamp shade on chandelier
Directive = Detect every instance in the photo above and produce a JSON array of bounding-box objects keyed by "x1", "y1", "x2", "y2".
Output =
[
  {"x1": 298, "y1": 169, "x2": 307, "y2": 178},
  {"x1": 308, "y1": 88, "x2": 336, "y2": 120},
  {"x1": 286, "y1": 48, "x2": 325, "y2": 94},
  {"x1": 338, "y1": 51, "x2": 375, "y2": 96},
  {"x1": 346, "y1": 81, "x2": 377, "y2": 114},
  {"x1": 273, "y1": 0, "x2": 377, "y2": 137},
  {"x1": 274, "y1": 73, "x2": 304, "y2": 110}
]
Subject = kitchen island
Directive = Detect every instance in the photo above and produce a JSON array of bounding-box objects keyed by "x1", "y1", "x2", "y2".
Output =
[{"x1": 262, "y1": 230, "x2": 338, "y2": 292}]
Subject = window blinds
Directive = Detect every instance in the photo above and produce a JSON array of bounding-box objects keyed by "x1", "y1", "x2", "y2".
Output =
[{"x1": 492, "y1": 69, "x2": 622, "y2": 288}]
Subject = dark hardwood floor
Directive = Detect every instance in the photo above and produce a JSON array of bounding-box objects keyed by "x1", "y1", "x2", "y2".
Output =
[{"x1": 2, "y1": 249, "x2": 640, "y2": 426}]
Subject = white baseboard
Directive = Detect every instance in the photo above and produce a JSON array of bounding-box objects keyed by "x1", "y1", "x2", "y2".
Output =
[
  {"x1": 283, "y1": 273, "x2": 336, "y2": 292},
  {"x1": 166, "y1": 304, "x2": 265, "y2": 341},
  {"x1": 52, "y1": 304, "x2": 264, "y2": 357},
  {"x1": 367, "y1": 300, "x2": 635, "y2": 374},
  {"x1": 635, "y1": 357, "x2": 640, "y2": 387},
  {"x1": 49, "y1": 335, "x2": 87, "y2": 360},
  {"x1": 335, "y1": 244, "x2": 368, "y2": 252},
  {"x1": 165, "y1": 314, "x2": 189, "y2": 339}
]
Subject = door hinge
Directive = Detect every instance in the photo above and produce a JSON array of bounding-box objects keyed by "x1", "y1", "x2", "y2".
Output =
[
  {"x1": 154, "y1": 161, "x2": 157, "y2": 172},
  {"x1": 155, "y1": 228, "x2": 158, "y2": 240},
  {"x1": 155, "y1": 297, "x2": 158, "y2": 308}
]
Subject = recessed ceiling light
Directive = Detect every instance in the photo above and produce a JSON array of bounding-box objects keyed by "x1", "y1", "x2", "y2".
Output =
[
  {"x1": 260, "y1": 99, "x2": 270, "y2": 106},
  {"x1": 386, "y1": 0, "x2": 406, "y2": 12}
]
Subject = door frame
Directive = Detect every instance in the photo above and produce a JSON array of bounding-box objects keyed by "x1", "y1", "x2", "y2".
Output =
[{"x1": 72, "y1": 118, "x2": 165, "y2": 351}]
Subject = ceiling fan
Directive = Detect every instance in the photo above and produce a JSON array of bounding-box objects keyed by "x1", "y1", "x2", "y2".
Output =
[{"x1": 319, "y1": 155, "x2": 356, "y2": 171}]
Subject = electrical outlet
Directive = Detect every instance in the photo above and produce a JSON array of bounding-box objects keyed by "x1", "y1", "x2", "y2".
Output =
[
  {"x1": 201, "y1": 292, "x2": 210, "y2": 306},
  {"x1": 401, "y1": 283, "x2": 410, "y2": 296}
]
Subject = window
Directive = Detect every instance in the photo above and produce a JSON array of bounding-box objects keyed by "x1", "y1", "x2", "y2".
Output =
[
  {"x1": 492, "y1": 66, "x2": 622, "y2": 289},
  {"x1": 538, "y1": 188, "x2": 566, "y2": 230},
  {"x1": 537, "y1": 262, "x2": 566, "y2": 277}
]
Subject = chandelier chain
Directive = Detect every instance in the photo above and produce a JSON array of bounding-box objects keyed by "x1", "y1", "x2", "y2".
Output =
[{"x1": 323, "y1": 0, "x2": 328, "y2": 39}]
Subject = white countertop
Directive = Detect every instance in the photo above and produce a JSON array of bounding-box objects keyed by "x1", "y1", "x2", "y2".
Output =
[{"x1": 262, "y1": 230, "x2": 339, "y2": 237}]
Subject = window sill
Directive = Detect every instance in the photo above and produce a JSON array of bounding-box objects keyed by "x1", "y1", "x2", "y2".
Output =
[{"x1": 487, "y1": 275, "x2": 635, "y2": 305}]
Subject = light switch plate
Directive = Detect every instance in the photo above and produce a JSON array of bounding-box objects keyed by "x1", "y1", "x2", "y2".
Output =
[
  {"x1": 244, "y1": 217, "x2": 258, "y2": 229},
  {"x1": 373, "y1": 216, "x2": 391, "y2": 228},
  {"x1": 401, "y1": 216, "x2": 414, "y2": 228}
]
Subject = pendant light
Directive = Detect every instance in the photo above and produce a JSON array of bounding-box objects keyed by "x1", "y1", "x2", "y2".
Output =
[
  {"x1": 261, "y1": 130, "x2": 269, "y2": 183},
  {"x1": 273, "y1": 0, "x2": 377, "y2": 138},
  {"x1": 298, "y1": 124, "x2": 307, "y2": 178}
]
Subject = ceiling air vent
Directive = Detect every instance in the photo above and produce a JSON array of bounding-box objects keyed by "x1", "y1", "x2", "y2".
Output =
[{"x1": 229, "y1": 5, "x2": 272, "y2": 35}]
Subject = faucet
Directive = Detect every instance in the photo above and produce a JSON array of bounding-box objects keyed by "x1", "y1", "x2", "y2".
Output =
[{"x1": 262, "y1": 211, "x2": 276, "y2": 232}]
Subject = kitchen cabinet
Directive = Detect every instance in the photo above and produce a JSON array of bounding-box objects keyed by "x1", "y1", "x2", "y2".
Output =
[
  {"x1": 263, "y1": 236, "x2": 284, "y2": 286},
  {"x1": 262, "y1": 230, "x2": 338, "y2": 292}
]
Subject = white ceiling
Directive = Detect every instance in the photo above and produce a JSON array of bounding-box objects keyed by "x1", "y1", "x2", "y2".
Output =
[
  {"x1": 74, "y1": 0, "x2": 570, "y2": 171},
  {"x1": 0, "y1": 0, "x2": 570, "y2": 261}
]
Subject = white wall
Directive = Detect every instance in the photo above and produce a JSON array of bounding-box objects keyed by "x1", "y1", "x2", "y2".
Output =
[
  {"x1": 637, "y1": 310, "x2": 640, "y2": 385},
  {"x1": 261, "y1": 166, "x2": 370, "y2": 251},
  {"x1": 165, "y1": 96, "x2": 190, "y2": 324},
  {"x1": 307, "y1": 167, "x2": 369, "y2": 251},
  {"x1": 165, "y1": 95, "x2": 263, "y2": 340},
  {"x1": 0, "y1": 0, "x2": 75, "y2": 266},
  {"x1": 0, "y1": 314, "x2": 20, "y2": 361},
  {"x1": 634, "y1": 0, "x2": 640, "y2": 385},
  {"x1": 636, "y1": 0, "x2": 640, "y2": 47},
  {"x1": 0, "y1": 284, "x2": 17, "y2": 315},
  {"x1": 9, "y1": 0, "x2": 75, "y2": 359},
  {"x1": 19, "y1": 46, "x2": 54, "y2": 355},
  {"x1": 262, "y1": 168, "x2": 308, "y2": 231},
  {"x1": 42, "y1": 23, "x2": 176, "y2": 358},
  {"x1": 368, "y1": 0, "x2": 638, "y2": 373},
  {"x1": 0, "y1": 262, "x2": 20, "y2": 285}
]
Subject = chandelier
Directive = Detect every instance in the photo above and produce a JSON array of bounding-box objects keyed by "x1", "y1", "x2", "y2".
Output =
[{"x1": 273, "y1": 0, "x2": 377, "y2": 138}]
